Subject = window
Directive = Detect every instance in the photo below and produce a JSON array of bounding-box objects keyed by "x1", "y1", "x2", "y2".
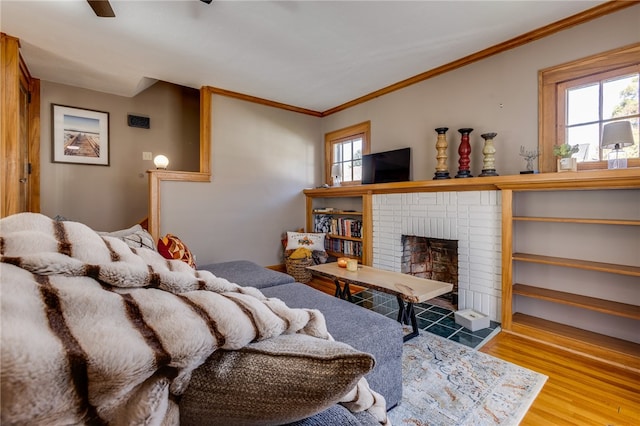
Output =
[
  {"x1": 539, "y1": 43, "x2": 640, "y2": 172},
  {"x1": 324, "y1": 121, "x2": 370, "y2": 186}
]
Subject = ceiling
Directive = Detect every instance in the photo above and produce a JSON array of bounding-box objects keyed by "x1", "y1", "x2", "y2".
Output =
[{"x1": 1, "y1": 0, "x2": 610, "y2": 113}]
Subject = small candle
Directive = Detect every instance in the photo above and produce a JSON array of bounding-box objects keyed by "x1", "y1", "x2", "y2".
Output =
[
  {"x1": 346, "y1": 259, "x2": 358, "y2": 272},
  {"x1": 337, "y1": 257, "x2": 348, "y2": 268}
]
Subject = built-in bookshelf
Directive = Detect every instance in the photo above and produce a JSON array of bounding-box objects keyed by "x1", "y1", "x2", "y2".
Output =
[
  {"x1": 312, "y1": 209, "x2": 364, "y2": 260},
  {"x1": 303, "y1": 169, "x2": 640, "y2": 369},
  {"x1": 304, "y1": 192, "x2": 373, "y2": 265},
  {"x1": 499, "y1": 184, "x2": 640, "y2": 372}
]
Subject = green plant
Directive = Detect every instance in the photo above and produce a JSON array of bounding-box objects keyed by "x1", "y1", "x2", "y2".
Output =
[{"x1": 553, "y1": 143, "x2": 579, "y2": 158}]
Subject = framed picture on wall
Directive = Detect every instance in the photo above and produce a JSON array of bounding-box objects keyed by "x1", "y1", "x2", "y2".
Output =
[{"x1": 52, "y1": 104, "x2": 110, "y2": 166}]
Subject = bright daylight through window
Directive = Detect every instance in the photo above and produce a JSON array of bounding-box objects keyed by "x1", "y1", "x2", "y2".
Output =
[
  {"x1": 333, "y1": 137, "x2": 363, "y2": 184},
  {"x1": 325, "y1": 121, "x2": 370, "y2": 186},
  {"x1": 539, "y1": 44, "x2": 639, "y2": 172},
  {"x1": 562, "y1": 69, "x2": 639, "y2": 165}
]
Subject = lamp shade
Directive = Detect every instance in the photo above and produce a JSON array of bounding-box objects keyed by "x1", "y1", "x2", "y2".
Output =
[
  {"x1": 153, "y1": 154, "x2": 169, "y2": 169},
  {"x1": 601, "y1": 121, "x2": 634, "y2": 149}
]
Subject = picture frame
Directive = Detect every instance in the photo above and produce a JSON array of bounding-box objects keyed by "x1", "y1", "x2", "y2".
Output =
[{"x1": 52, "y1": 104, "x2": 110, "y2": 166}]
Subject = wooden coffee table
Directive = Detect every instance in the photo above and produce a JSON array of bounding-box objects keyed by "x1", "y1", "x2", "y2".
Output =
[{"x1": 307, "y1": 262, "x2": 453, "y2": 341}]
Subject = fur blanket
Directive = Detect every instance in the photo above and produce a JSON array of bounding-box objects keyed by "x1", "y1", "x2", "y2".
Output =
[{"x1": 0, "y1": 213, "x2": 388, "y2": 425}]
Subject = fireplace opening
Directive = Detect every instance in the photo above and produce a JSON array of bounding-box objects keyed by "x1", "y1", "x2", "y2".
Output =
[{"x1": 400, "y1": 235, "x2": 458, "y2": 310}]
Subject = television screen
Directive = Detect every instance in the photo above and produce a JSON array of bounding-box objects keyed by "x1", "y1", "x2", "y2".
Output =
[{"x1": 361, "y1": 147, "x2": 411, "y2": 184}]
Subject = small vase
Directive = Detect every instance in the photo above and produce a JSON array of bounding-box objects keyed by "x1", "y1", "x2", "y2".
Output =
[{"x1": 557, "y1": 157, "x2": 577, "y2": 172}]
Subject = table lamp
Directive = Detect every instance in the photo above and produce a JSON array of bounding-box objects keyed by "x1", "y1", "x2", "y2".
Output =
[
  {"x1": 153, "y1": 154, "x2": 169, "y2": 170},
  {"x1": 601, "y1": 121, "x2": 634, "y2": 169}
]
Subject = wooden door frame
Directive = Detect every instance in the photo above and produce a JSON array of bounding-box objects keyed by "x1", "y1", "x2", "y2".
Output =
[{"x1": 1, "y1": 33, "x2": 40, "y2": 217}]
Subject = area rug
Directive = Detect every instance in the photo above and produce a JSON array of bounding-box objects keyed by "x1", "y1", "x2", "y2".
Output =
[{"x1": 388, "y1": 332, "x2": 547, "y2": 426}]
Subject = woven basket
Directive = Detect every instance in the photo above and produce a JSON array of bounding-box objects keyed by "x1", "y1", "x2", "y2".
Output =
[{"x1": 285, "y1": 256, "x2": 313, "y2": 283}]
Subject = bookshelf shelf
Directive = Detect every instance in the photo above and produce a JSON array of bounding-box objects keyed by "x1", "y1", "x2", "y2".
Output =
[
  {"x1": 500, "y1": 181, "x2": 640, "y2": 369},
  {"x1": 513, "y1": 283, "x2": 640, "y2": 320},
  {"x1": 512, "y1": 253, "x2": 640, "y2": 277},
  {"x1": 313, "y1": 209, "x2": 363, "y2": 216}
]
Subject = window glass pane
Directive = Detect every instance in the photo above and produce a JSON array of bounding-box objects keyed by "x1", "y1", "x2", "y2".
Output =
[
  {"x1": 623, "y1": 117, "x2": 639, "y2": 158},
  {"x1": 352, "y1": 163, "x2": 362, "y2": 181},
  {"x1": 567, "y1": 83, "x2": 599, "y2": 125},
  {"x1": 342, "y1": 141, "x2": 353, "y2": 161},
  {"x1": 353, "y1": 138, "x2": 362, "y2": 159},
  {"x1": 604, "y1": 74, "x2": 639, "y2": 119},
  {"x1": 333, "y1": 144, "x2": 342, "y2": 162},
  {"x1": 567, "y1": 123, "x2": 600, "y2": 162},
  {"x1": 341, "y1": 162, "x2": 350, "y2": 181}
]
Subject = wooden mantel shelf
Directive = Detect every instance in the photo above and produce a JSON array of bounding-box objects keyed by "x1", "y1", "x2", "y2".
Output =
[{"x1": 303, "y1": 168, "x2": 640, "y2": 197}]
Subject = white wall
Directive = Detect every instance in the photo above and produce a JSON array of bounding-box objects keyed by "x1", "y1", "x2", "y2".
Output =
[
  {"x1": 160, "y1": 95, "x2": 321, "y2": 266},
  {"x1": 320, "y1": 6, "x2": 640, "y2": 179},
  {"x1": 39, "y1": 81, "x2": 199, "y2": 231}
]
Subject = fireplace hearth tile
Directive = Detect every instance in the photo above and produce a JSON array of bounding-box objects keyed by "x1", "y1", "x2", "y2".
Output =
[
  {"x1": 351, "y1": 288, "x2": 500, "y2": 349},
  {"x1": 437, "y1": 315, "x2": 462, "y2": 330},
  {"x1": 450, "y1": 331, "x2": 485, "y2": 347},
  {"x1": 417, "y1": 310, "x2": 446, "y2": 322},
  {"x1": 425, "y1": 323, "x2": 458, "y2": 339},
  {"x1": 430, "y1": 306, "x2": 454, "y2": 315}
]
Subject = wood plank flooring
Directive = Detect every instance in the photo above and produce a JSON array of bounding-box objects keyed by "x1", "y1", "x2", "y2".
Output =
[
  {"x1": 305, "y1": 276, "x2": 640, "y2": 425},
  {"x1": 480, "y1": 332, "x2": 640, "y2": 425}
]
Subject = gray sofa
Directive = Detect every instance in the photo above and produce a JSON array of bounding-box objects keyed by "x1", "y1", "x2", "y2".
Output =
[{"x1": 188, "y1": 260, "x2": 404, "y2": 425}]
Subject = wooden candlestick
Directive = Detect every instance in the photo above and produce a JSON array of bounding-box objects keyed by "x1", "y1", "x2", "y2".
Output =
[
  {"x1": 480, "y1": 132, "x2": 499, "y2": 176},
  {"x1": 433, "y1": 127, "x2": 451, "y2": 180},
  {"x1": 455, "y1": 128, "x2": 473, "y2": 178}
]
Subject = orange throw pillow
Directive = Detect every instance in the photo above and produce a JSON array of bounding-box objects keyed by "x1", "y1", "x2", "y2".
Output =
[{"x1": 157, "y1": 234, "x2": 196, "y2": 268}]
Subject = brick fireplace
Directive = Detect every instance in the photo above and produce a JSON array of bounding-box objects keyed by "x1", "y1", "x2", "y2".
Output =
[
  {"x1": 372, "y1": 191, "x2": 502, "y2": 322},
  {"x1": 401, "y1": 235, "x2": 458, "y2": 306}
]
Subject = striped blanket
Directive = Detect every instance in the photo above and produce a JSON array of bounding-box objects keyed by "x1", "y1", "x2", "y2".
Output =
[{"x1": 0, "y1": 213, "x2": 387, "y2": 425}]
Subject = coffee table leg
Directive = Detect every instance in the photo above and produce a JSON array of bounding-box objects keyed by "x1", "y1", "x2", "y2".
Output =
[
  {"x1": 396, "y1": 295, "x2": 419, "y2": 342},
  {"x1": 333, "y1": 279, "x2": 352, "y2": 302}
]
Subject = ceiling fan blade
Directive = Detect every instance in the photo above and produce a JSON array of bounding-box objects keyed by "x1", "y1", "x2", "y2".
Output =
[
  {"x1": 87, "y1": 0, "x2": 115, "y2": 18},
  {"x1": 200, "y1": 0, "x2": 213, "y2": 4}
]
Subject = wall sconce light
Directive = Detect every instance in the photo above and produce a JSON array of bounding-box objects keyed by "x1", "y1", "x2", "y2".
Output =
[
  {"x1": 601, "y1": 121, "x2": 635, "y2": 169},
  {"x1": 153, "y1": 154, "x2": 169, "y2": 170}
]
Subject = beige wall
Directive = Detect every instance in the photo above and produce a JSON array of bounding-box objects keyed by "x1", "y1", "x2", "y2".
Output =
[
  {"x1": 314, "y1": 6, "x2": 639, "y2": 339},
  {"x1": 161, "y1": 95, "x2": 321, "y2": 266},
  {"x1": 39, "y1": 81, "x2": 199, "y2": 231},
  {"x1": 39, "y1": 5, "x2": 639, "y2": 268},
  {"x1": 321, "y1": 6, "x2": 640, "y2": 179}
]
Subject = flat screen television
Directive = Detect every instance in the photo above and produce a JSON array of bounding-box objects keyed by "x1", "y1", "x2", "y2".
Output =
[{"x1": 361, "y1": 147, "x2": 411, "y2": 184}]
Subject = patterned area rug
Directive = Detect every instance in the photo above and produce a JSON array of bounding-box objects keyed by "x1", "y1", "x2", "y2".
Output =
[{"x1": 388, "y1": 332, "x2": 547, "y2": 426}]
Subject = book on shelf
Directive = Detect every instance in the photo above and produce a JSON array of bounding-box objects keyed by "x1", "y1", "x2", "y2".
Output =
[
  {"x1": 325, "y1": 238, "x2": 362, "y2": 257},
  {"x1": 314, "y1": 215, "x2": 362, "y2": 238},
  {"x1": 313, "y1": 207, "x2": 335, "y2": 213}
]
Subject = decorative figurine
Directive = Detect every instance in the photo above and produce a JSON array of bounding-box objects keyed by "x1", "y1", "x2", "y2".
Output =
[
  {"x1": 519, "y1": 146, "x2": 540, "y2": 174},
  {"x1": 433, "y1": 127, "x2": 451, "y2": 180},
  {"x1": 479, "y1": 132, "x2": 499, "y2": 176},
  {"x1": 455, "y1": 128, "x2": 473, "y2": 178}
]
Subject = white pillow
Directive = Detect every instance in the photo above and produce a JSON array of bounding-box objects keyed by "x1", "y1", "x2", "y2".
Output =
[
  {"x1": 98, "y1": 224, "x2": 156, "y2": 251},
  {"x1": 286, "y1": 232, "x2": 325, "y2": 251}
]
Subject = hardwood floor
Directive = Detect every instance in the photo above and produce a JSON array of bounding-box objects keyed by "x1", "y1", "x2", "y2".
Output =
[
  {"x1": 480, "y1": 332, "x2": 640, "y2": 425},
  {"x1": 305, "y1": 276, "x2": 640, "y2": 425}
]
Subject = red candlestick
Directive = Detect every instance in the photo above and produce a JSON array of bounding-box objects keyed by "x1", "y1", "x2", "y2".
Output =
[{"x1": 455, "y1": 128, "x2": 473, "y2": 178}]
